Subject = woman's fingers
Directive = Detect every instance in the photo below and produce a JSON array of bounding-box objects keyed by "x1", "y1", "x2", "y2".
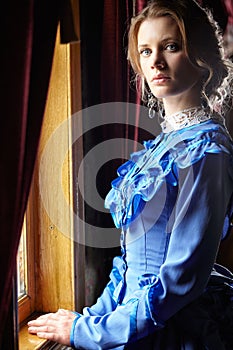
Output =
[{"x1": 27, "y1": 310, "x2": 77, "y2": 346}]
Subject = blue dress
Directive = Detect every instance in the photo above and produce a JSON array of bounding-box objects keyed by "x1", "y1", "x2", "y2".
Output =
[{"x1": 70, "y1": 118, "x2": 233, "y2": 349}]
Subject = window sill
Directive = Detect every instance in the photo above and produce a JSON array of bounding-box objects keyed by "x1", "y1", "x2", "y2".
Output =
[
  {"x1": 19, "y1": 313, "x2": 49, "y2": 350},
  {"x1": 19, "y1": 314, "x2": 73, "y2": 350},
  {"x1": 19, "y1": 324, "x2": 48, "y2": 349}
]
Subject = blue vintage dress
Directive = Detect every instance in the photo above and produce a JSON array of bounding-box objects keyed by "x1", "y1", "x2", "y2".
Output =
[{"x1": 70, "y1": 114, "x2": 233, "y2": 349}]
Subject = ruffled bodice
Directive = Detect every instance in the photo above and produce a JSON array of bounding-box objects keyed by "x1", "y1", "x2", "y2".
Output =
[
  {"x1": 105, "y1": 120, "x2": 233, "y2": 229},
  {"x1": 71, "y1": 118, "x2": 233, "y2": 350}
]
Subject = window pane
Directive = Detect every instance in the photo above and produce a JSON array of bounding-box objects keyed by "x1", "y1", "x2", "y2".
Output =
[{"x1": 17, "y1": 219, "x2": 27, "y2": 299}]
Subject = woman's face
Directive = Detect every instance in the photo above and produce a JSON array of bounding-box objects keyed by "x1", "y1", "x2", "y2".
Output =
[{"x1": 137, "y1": 16, "x2": 202, "y2": 106}]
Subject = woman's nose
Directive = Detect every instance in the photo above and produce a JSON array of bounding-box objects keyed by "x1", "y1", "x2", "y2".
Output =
[{"x1": 151, "y1": 51, "x2": 166, "y2": 70}]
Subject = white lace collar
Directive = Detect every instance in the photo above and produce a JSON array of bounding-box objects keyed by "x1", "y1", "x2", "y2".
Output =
[{"x1": 160, "y1": 106, "x2": 223, "y2": 133}]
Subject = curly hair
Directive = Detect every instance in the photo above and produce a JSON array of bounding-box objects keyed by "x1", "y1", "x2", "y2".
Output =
[{"x1": 127, "y1": 0, "x2": 233, "y2": 116}]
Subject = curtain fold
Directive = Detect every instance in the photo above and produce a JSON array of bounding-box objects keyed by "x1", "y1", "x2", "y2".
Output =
[
  {"x1": 0, "y1": 1, "x2": 61, "y2": 346},
  {"x1": 79, "y1": 0, "x2": 149, "y2": 307}
]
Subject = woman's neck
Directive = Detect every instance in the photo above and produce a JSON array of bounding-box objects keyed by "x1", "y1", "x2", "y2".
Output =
[{"x1": 163, "y1": 96, "x2": 202, "y2": 117}]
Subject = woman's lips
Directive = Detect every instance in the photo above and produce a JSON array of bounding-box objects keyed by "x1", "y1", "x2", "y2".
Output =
[{"x1": 151, "y1": 75, "x2": 170, "y2": 84}]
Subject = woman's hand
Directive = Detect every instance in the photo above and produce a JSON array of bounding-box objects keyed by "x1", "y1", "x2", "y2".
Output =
[{"x1": 28, "y1": 308, "x2": 77, "y2": 345}]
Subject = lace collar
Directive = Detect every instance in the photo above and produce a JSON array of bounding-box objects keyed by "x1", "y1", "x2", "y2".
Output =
[{"x1": 160, "y1": 106, "x2": 223, "y2": 133}]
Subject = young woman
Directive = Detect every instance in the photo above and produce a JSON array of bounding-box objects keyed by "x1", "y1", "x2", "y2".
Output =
[{"x1": 28, "y1": 0, "x2": 233, "y2": 348}]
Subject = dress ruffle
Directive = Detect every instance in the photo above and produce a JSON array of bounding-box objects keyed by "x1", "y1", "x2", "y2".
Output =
[{"x1": 104, "y1": 121, "x2": 233, "y2": 229}]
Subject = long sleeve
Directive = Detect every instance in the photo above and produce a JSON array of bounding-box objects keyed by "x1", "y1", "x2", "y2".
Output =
[
  {"x1": 70, "y1": 256, "x2": 158, "y2": 349},
  {"x1": 149, "y1": 152, "x2": 233, "y2": 321},
  {"x1": 70, "y1": 151, "x2": 233, "y2": 349}
]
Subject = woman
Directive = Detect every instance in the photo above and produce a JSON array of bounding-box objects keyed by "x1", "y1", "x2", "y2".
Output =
[{"x1": 28, "y1": 0, "x2": 233, "y2": 348}]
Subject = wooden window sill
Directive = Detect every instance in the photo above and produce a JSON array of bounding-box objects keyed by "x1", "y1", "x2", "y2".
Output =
[
  {"x1": 19, "y1": 324, "x2": 47, "y2": 350},
  {"x1": 19, "y1": 313, "x2": 49, "y2": 350},
  {"x1": 19, "y1": 314, "x2": 73, "y2": 350}
]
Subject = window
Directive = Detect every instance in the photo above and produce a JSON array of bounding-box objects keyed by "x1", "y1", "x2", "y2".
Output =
[
  {"x1": 17, "y1": 218, "x2": 27, "y2": 300},
  {"x1": 17, "y1": 212, "x2": 35, "y2": 325}
]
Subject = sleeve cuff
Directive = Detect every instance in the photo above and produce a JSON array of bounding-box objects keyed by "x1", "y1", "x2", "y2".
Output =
[{"x1": 70, "y1": 314, "x2": 81, "y2": 348}]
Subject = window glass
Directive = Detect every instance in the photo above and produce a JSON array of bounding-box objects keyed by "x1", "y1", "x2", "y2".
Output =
[{"x1": 17, "y1": 218, "x2": 27, "y2": 299}]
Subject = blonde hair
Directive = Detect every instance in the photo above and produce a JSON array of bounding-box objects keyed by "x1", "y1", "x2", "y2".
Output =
[{"x1": 127, "y1": 0, "x2": 233, "y2": 115}]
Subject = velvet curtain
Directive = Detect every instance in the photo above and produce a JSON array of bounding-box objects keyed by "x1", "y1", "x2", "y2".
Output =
[
  {"x1": 0, "y1": 1, "x2": 62, "y2": 347},
  {"x1": 79, "y1": 0, "x2": 149, "y2": 305}
]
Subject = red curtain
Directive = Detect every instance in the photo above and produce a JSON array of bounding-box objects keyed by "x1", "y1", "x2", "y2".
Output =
[
  {"x1": 79, "y1": 0, "x2": 149, "y2": 306},
  {"x1": 0, "y1": 1, "x2": 62, "y2": 347}
]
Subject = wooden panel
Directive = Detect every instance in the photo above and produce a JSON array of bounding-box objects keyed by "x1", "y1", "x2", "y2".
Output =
[{"x1": 31, "y1": 26, "x2": 75, "y2": 312}]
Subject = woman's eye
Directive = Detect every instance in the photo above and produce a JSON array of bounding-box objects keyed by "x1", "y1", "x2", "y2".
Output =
[
  {"x1": 140, "y1": 48, "x2": 151, "y2": 57},
  {"x1": 165, "y1": 43, "x2": 179, "y2": 52}
]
